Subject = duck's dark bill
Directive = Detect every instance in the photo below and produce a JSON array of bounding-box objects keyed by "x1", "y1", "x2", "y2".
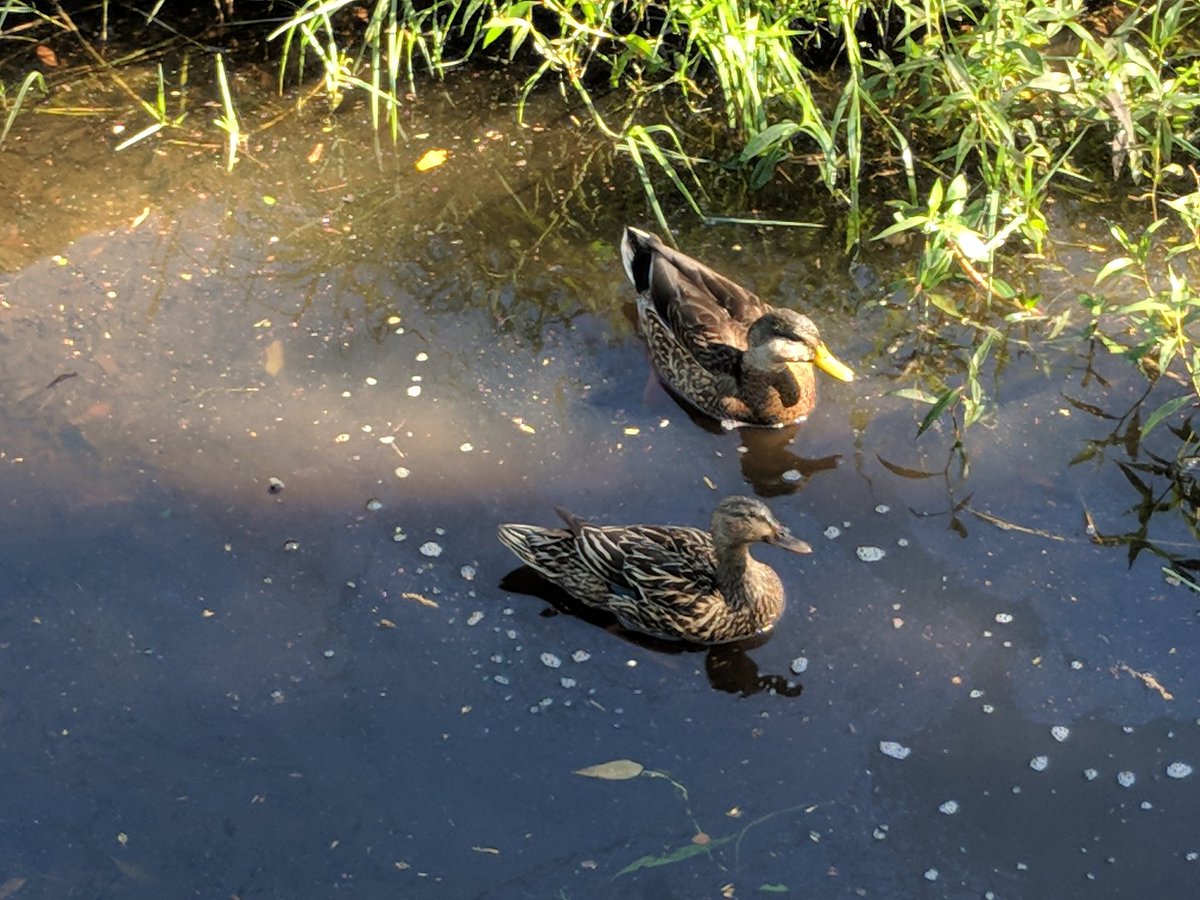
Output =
[{"x1": 770, "y1": 530, "x2": 812, "y2": 554}]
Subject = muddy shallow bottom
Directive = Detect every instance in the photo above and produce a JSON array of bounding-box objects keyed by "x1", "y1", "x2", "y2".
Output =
[{"x1": 0, "y1": 70, "x2": 1197, "y2": 899}]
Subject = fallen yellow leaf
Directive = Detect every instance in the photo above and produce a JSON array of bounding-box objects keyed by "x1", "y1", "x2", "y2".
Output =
[{"x1": 415, "y1": 148, "x2": 449, "y2": 172}]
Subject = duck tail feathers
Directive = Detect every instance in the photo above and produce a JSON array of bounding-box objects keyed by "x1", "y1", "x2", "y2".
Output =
[{"x1": 620, "y1": 226, "x2": 657, "y2": 293}]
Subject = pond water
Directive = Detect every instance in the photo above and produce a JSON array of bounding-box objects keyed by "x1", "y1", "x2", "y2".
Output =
[{"x1": 1, "y1": 68, "x2": 1197, "y2": 899}]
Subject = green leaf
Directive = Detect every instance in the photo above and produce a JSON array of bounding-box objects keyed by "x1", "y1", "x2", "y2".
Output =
[
  {"x1": 917, "y1": 386, "x2": 963, "y2": 437},
  {"x1": 616, "y1": 834, "x2": 734, "y2": 876},
  {"x1": 1140, "y1": 394, "x2": 1195, "y2": 439},
  {"x1": 893, "y1": 387, "x2": 939, "y2": 404},
  {"x1": 1094, "y1": 256, "x2": 1134, "y2": 285},
  {"x1": 740, "y1": 121, "x2": 802, "y2": 161}
]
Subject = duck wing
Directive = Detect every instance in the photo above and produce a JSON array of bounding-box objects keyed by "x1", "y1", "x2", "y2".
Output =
[{"x1": 557, "y1": 510, "x2": 717, "y2": 598}]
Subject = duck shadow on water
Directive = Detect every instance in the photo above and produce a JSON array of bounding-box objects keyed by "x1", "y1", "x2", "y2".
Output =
[{"x1": 499, "y1": 567, "x2": 804, "y2": 699}]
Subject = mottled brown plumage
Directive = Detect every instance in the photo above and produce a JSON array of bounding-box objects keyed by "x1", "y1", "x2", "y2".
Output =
[
  {"x1": 497, "y1": 496, "x2": 811, "y2": 644},
  {"x1": 620, "y1": 226, "x2": 854, "y2": 428}
]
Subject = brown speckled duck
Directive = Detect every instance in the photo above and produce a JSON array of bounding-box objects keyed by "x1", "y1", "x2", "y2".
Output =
[
  {"x1": 497, "y1": 496, "x2": 811, "y2": 644},
  {"x1": 620, "y1": 226, "x2": 854, "y2": 428}
]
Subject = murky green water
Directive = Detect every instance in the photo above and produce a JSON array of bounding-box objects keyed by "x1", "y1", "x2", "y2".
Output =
[{"x1": 1, "y1": 68, "x2": 1197, "y2": 899}]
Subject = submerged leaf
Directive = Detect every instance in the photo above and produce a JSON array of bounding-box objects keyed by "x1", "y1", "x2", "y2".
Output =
[
  {"x1": 574, "y1": 759, "x2": 644, "y2": 780},
  {"x1": 615, "y1": 833, "x2": 734, "y2": 876}
]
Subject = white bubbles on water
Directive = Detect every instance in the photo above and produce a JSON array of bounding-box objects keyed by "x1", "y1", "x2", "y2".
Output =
[{"x1": 880, "y1": 741, "x2": 911, "y2": 760}]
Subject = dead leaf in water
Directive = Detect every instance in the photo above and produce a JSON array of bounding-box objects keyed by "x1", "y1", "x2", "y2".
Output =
[
  {"x1": 264, "y1": 339, "x2": 284, "y2": 376},
  {"x1": 35, "y1": 45, "x2": 58, "y2": 67},
  {"x1": 1116, "y1": 663, "x2": 1174, "y2": 700},
  {"x1": 112, "y1": 858, "x2": 152, "y2": 882},
  {"x1": 415, "y1": 148, "x2": 449, "y2": 171},
  {"x1": 0, "y1": 878, "x2": 27, "y2": 900},
  {"x1": 574, "y1": 759, "x2": 644, "y2": 780},
  {"x1": 401, "y1": 592, "x2": 438, "y2": 609}
]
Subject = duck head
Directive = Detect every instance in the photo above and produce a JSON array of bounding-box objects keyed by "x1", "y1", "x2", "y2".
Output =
[
  {"x1": 711, "y1": 496, "x2": 812, "y2": 554},
  {"x1": 745, "y1": 309, "x2": 855, "y2": 383}
]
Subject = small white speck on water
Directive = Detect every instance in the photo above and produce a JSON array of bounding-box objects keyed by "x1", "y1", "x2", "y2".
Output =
[
  {"x1": 392, "y1": 527, "x2": 407, "y2": 542},
  {"x1": 395, "y1": 466, "x2": 410, "y2": 478},
  {"x1": 506, "y1": 629, "x2": 518, "y2": 640},
  {"x1": 406, "y1": 385, "x2": 421, "y2": 397},
  {"x1": 571, "y1": 650, "x2": 591, "y2": 663},
  {"x1": 897, "y1": 537, "x2": 909, "y2": 547},
  {"x1": 460, "y1": 442, "x2": 474, "y2": 452},
  {"x1": 1117, "y1": 771, "x2": 1136, "y2": 788},
  {"x1": 366, "y1": 498, "x2": 383, "y2": 512},
  {"x1": 540, "y1": 652, "x2": 562, "y2": 669},
  {"x1": 467, "y1": 611, "x2": 484, "y2": 626},
  {"x1": 781, "y1": 469, "x2": 802, "y2": 482},
  {"x1": 823, "y1": 525, "x2": 841, "y2": 539},
  {"x1": 1140, "y1": 801, "x2": 1154, "y2": 810},
  {"x1": 361, "y1": 424, "x2": 374, "y2": 434},
  {"x1": 323, "y1": 650, "x2": 335, "y2": 659},
  {"x1": 626, "y1": 659, "x2": 637, "y2": 668},
  {"x1": 1052, "y1": 726, "x2": 1070, "y2": 742},
  {"x1": 879, "y1": 741, "x2": 911, "y2": 760},
  {"x1": 379, "y1": 435, "x2": 395, "y2": 444},
  {"x1": 995, "y1": 612, "x2": 1014, "y2": 624},
  {"x1": 790, "y1": 657, "x2": 808, "y2": 674},
  {"x1": 460, "y1": 565, "x2": 477, "y2": 581},
  {"x1": 1016, "y1": 862, "x2": 1028, "y2": 871},
  {"x1": 872, "y1": 825, "x2": 889, "y2": 840},
  {"x1": 283, "y1": 540, "x2": 300, "y2": 552},
  {"x1": 856, "y1": 546, "x2": 885, "y2": 562},
  {"x1": 981, "y1": 704, "x2": 995, "y2": 714},
  {"x1": 1122, "y1": 725, "x2": 1135, "y2": 734},
  {"x1": 1186, "y1": 852, "x2": 1199, "y2": 862},
  {"x1": 365, "y1": 376, "x2": 378, "y2": 385},
  {"x1": 411, "y1": 375, "x2": 422, "y2": 383},
  {"x1": 435, "y1": 527, "x2": 446, "y2": 535},
  {"x1": 1167, "y1": 762, "x2": 1193, "y2": 779},
  {"x1": 334, "y1": 432, "x2": 350, "y2": 443},
  {"x1": 874, "y1": 504, "x2": 890, "y2": 514},
  {"x1": 923, "y1": 868, "x2": 939, "y2": 882},
  {"x1": 493, "y1": 674, "x2": 510, "y2": 686},
  {"x1": 560, "y1": 677, "x2": 577, "y2": 689},
  {"x1": 970, "y1": 689, "x2": 984, "y2": 698},
  {"x1": 1071, "y1": 660, "x2": 1084, "y2": 669},
  {"x1": 1083, "y1": 768, "x2": 1099, "y2": 781},
  {"x1": 938, "y1": 800, "x2": 959, "y2": 815},
  {"x1": 415, "y1": 351, "x2": 428, "y2": 362},
  {"x1": 419, "y1": 541, "x2": 443, "y2": 557},
  {"x1": 267, "y1": 476, "x2": 285, "y2": 493},
  {"x1": 490, "y1": 653, "x2": 503, "y2": 664},
  {"x1": 1012, "y1": 786, "x2": 1022, "y2": 794},
  {"x1": 1030, "y1": 755, "x2": 1049, "y2": 771}
]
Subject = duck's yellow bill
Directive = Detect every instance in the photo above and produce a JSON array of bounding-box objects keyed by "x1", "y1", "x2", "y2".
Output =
[{"x1": 814, "y1": 343, "x2": 855, "y2": 382}]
